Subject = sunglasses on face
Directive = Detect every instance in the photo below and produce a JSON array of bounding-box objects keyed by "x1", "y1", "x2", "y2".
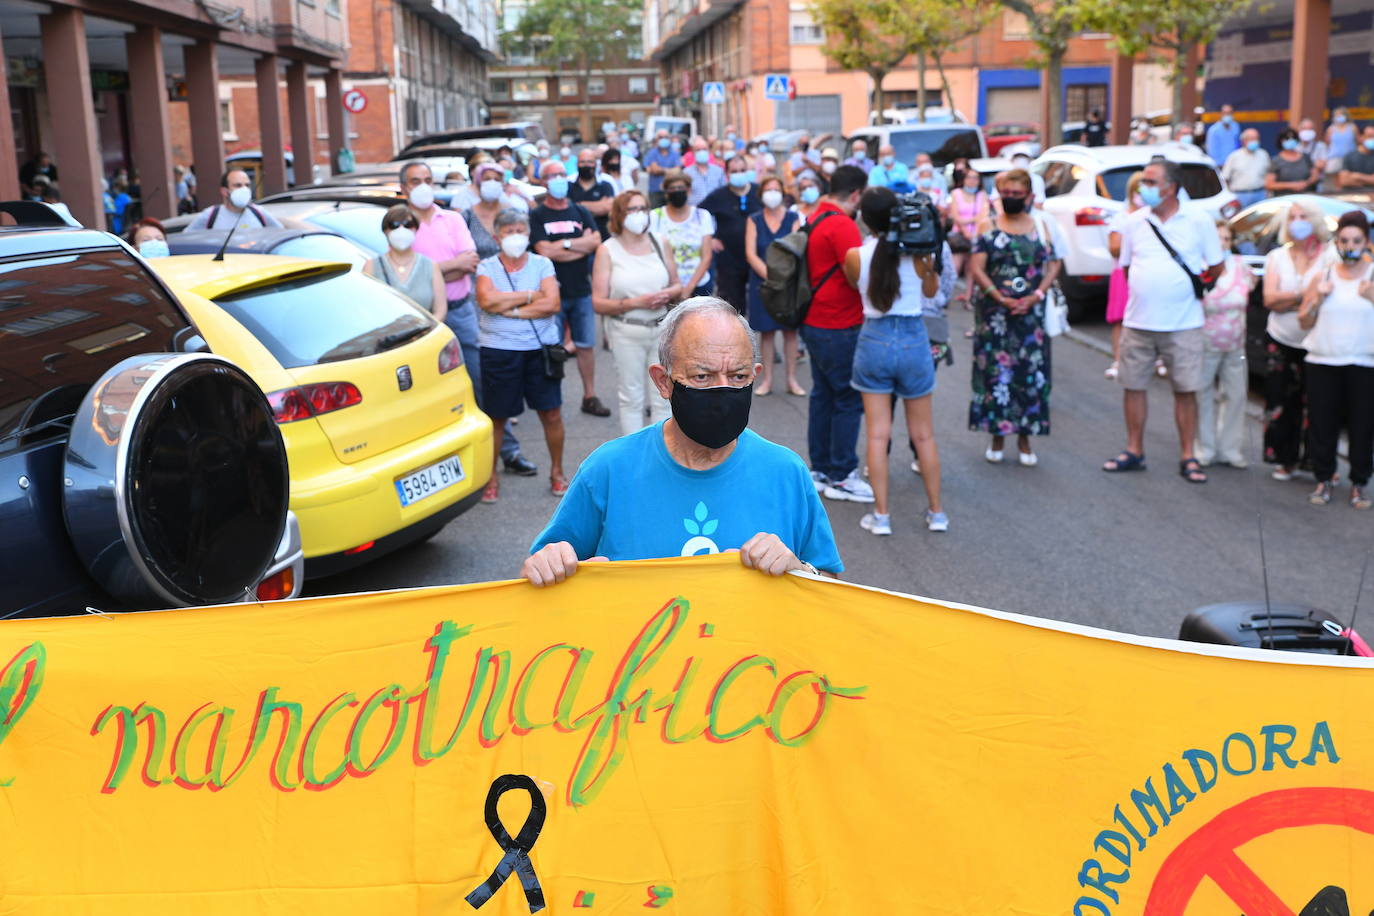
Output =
[{"x1": 387, "y1": 220, "x2": 419, "y2": 231}]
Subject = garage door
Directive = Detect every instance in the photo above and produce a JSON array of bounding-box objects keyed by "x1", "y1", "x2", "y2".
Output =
[
  {"x1": 775, "y1": 94, "x2": 842, "y2": 137},
  {"x1": 985, "y1": 87, "x2": 1041, "y2": 124}
]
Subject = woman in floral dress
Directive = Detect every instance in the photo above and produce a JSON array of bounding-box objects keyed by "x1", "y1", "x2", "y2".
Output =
[{"x1": 967, "y1": 169, "x2": 1062, "y2": 465}]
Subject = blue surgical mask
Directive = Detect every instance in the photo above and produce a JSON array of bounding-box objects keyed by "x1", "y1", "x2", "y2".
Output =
[
  {"x1": 1336, "y1": 114, "x2": 1349, "y2": 124},
  {"x1": 1221, "y1": 114, "x2": 1234, "y2": 126},
  {"x1": 1365, "y1": 138, "x2": 1374, "y2": 151},
  {"x1": 726, "y1": 131, "x2": 737, "y2": 141},
  {"x1": 728, "y1": 171, "x2": 749, "y2": 189},
  {"x1": 671, "y1": 141, "x2": 682, "y2": 152},
  {"x1": 658, "y1": 137, "x2": 670, "y2": 149},
  {"x1": 1138, "y1": 185, "x2": 1162, "y2": 208},
  {"x1": 547, "y1": 176, "x2": 569, "y2": 199},
  {"x1": 1245, "y1": 140, "x2": 1260, "y2": 152},
  {"x1": 1282, "y1": 138, "x2": 1299, "y2": 151},
  {"x1": 917, "y1": 177, "x2": 933, "y2": 189},
  {"x1": 1288, "y1": 219, "x2": 1313, "y2": 242},
  {"x1": 800, "y1": 186, "x2": 820, "y2": 205},
  {"x1": 881, "y1": 155, "x2": 895, "y2": 167},
  {"x1": 743, "y1": 169, "x2": 756, "y2": 184},
  {"x1": 138, "y1": 239, "x2": 170, "y2": 258}
]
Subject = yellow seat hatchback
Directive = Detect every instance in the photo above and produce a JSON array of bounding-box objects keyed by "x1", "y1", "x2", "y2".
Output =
[{"x1": 152, "y1": 255, "x2": 493, "y2": 577}]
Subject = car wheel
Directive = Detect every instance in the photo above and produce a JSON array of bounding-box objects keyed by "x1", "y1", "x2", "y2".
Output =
[{"x1": 62, "y1": 353, "x2": 289, "y2": 608}]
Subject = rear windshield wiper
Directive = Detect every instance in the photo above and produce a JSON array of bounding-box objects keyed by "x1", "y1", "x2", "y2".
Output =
[{"x1": 379, "y1": 325, "x2": 428, "y2": 350}]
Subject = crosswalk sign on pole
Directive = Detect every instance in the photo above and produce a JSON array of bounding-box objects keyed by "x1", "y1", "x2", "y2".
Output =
[
  {"x1": 764, "y1": 74, "x2": 791, "y2": 101},
  {"x1": 702, "y1": 81, "x2": 725, "y2": 105}
]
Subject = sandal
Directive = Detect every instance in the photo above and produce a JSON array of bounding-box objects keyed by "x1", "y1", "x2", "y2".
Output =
[
  {"x1": 550, "y1": 476, "x2": 569, "y2": 497},
  {"x1": 788, "y1": 382, "x2": 807, "y2": 397},
  {"x1": 1310, "y1": 481, "x2": 1332, "y2": 505},
  {"x1": 1351, "y1": 486, "x2": 1371, "y2": 510},
  {"x1": 1179, "y1": 458, "x2": 1208, "y2": 484},
  {"x1": 1104, "y1": 361, "x2": 1119, "y2": 381},
  {"x1": 1102, "y1": 450, "x2": 1147, "y2": 472},
  {"x1": 481, "y1": 480, "x2": 499, "y2": 504}
]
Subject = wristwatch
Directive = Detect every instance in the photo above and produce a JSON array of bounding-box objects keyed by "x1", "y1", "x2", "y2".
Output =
[{"x1": 562, "y1": 238, "x2": 572, "y2": 250}]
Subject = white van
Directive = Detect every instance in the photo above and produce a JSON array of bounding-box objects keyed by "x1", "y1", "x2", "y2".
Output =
[{"x1": 646, "y1": 115, "x2": 697, "y2": 141}]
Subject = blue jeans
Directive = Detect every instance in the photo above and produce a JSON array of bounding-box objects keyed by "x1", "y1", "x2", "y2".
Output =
[
  {"x1": 446, "y1": 297, "x2": 521, "y2": 460},
  {"x1": 799, "y1": 324, "x2": 864, "y2": 481},
  {"x1": 1233, "y1": 188, "x2": 1267, "y2": 209}
]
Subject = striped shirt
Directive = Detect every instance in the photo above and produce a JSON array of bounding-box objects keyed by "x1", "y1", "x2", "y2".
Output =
[{"x1": 476, "y1": 253, "x2": 559, "y2": 351}]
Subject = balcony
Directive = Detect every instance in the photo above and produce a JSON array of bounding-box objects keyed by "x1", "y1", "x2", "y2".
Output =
[
  {"x1": 648, "y1": 0, "x2": 744, "y2": 61},
  {"x1": 397, "y1": 0, "x2": 502, "y2": 59}
]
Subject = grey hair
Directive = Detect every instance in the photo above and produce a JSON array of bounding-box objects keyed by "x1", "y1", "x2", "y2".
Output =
[
  {"x1": 1149, "y1": 156, "x2": 1184, "y2": 190},
  {"x1": 493, "y1": 208, "x2": 529, "y2": 232},
  {"x1": 656, "y1": 296, "x2": 758, "y2": 371},
  {"x1": 398, "y1": 160, "x2": 431, "y2": 184}
]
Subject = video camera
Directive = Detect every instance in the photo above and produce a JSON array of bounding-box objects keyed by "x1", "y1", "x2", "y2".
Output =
[{"x1": 886, "y1": 191, "x2": 946, "y2": 260}]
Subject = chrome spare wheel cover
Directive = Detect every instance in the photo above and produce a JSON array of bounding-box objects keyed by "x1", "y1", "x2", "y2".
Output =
[{"x1": 62, "y1": 353, "x2": 289, "y2": 608}]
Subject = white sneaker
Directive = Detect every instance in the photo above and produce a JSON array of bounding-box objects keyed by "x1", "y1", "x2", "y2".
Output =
[
  {"x1": 1018, "y1": 451, "x2": 1038, "y2": 467},
  {"x1": 985, "y1": 448, "x2": 1004, "y2": 463},
  {"x1": 823, "y1": 470, "x2": 876, "y2": 503},
  {"x1": 860, "y1": 513, "x2": 892, "y2": 535},
  {"x1": 926, "y1": 510, "x2": 950, "y2": 532},
  {"x1": 910, "y1": 459, "x2": 921, "y2": 474},
  {"x1": 811, "y1": 470, "x2": 831, "y2": 493}
]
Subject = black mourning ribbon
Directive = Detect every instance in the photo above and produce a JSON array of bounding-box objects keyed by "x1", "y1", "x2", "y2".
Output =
[{"x1": 465, "y1": 774, "x2": 547, "y2": 912}]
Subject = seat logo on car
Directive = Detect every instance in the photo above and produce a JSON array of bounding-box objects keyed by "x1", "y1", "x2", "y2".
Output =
[{"x1": 397, "y1": 365, "x2": 413, "y2": 391}]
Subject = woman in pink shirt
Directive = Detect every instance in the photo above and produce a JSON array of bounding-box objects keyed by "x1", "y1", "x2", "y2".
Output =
[{"x1": 945, "y1": 167, "x2": 990, "y2": 308}]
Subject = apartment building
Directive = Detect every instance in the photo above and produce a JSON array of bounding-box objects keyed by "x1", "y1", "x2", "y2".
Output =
[
  {"x1": 0, "y1": 0, "x2": 349, "y2": 225},
  {"x1": 644, "y1": 0, "x2": 1174, "y2": 140}
]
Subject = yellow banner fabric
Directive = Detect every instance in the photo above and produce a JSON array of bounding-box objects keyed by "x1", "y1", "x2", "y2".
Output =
[{"x1": 0, "y1": 554, "x2": 1370, "y2": 914}]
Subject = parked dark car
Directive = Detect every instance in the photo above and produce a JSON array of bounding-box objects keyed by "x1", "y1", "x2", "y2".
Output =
[
  {"x1": 395, "y1": 121, "x2": 546, "y2": 158},
  {"x1": 1227, "y1": 193, "x2": 1374, "y2": 372},
  {"x1": 0, "y1": 202, "x2": 301, "y2": 617},
  {"x1": 166, "y1": 227, "x2": 370, "y2": 268}
]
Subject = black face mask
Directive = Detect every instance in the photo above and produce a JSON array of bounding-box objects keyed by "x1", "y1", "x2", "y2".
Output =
[
  {"x1": 577, "y1": 165, "x2": 595, "y2": 181},
  {"x1": 670, "y1": 381, "x2": 752, "y2": 449},
  {"x1": 666, "y1": 189, "x2": 689, "y2": 208},
  {"x1": 606, "y1": 160, "x2": 620, "y2": 172},
  {"x1": 1001, "y1": 196, "x2": 1028, "y2": 215}
]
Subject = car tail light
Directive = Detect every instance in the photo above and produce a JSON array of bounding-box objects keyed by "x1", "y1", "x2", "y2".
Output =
[
  {"x1": 344, "y1": 540, "x2": 375, "y2": 555},
  {"x1": 266, "y1": 382, "x2": 363, "y2": 423},
  {"x1": 1220, "y1": 199, "x2": 1241, "y2": 218},
  {"x1": 256, "y1": 567, "x2": 295, "y2": 601},
  {"x1": 1075, "y1": 207, "x2": 1110, "y2": 226},
  {"x1": 1080, "y1": 275, "x2": 1107, "y2": 283},
  {"x1": 438, "y1": 337, "x2": 464, "y2": 373}
]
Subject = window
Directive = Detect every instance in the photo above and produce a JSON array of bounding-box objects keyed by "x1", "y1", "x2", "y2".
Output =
[
  {"x1": 1065, "y1": 84, "x2": 1108, "y2": 124},
  {"x1": 512, "y1": 78, "x2": 548, "y2": 101},
  {"x1": 325, "y1": 0, "x2": 339, "y2": 13},
  {"x1": 789, "y1": 10, "x2": 823, "y2": 44},
  {"x1": 1002, "y1": 11, "x2": 1030, "y2": 40},
  {"x1": 587, "y1": 77, "x2": 605, "y2": 96},
  {"x1": 1036, "y1": 161, "x2": 1080, "y2": 198},
  {"x1": 219, "y1": 100, "x2": 235, "y2": 139},
  {"x1": 490, "y1": 78, "x2": 510, "y2": 99},
  {"x1": 406, "y1": 97, "x2": 419, "y2": 132},
  {"x1": 559, "y1": 79, "x2": 578, "y2": 97},
  {"x1": 629, "y1": 76, "x2": 648, "y2": 94}
]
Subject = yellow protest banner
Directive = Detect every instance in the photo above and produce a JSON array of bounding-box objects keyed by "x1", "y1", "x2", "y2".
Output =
[{"x1": 0, "y1": 554, "x2": 1370, "y2": 913}]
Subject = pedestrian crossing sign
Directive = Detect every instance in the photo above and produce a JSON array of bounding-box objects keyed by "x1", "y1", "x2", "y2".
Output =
[
  {"x1": 764, "y1": 74, "x2": 791, "y2": 101},
  {"x1": 702, "y1": 81, "x2": 725, "y2": 105}
]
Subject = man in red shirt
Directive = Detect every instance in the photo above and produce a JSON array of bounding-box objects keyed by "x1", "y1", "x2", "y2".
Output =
[{"x1": 801, "y1": 165, "x2": 873, "y2": 502}]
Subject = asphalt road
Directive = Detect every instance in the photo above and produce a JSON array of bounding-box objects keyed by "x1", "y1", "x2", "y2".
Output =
[{"x1": 307, "y1": 308, "x2": 1374, "y2": 641}]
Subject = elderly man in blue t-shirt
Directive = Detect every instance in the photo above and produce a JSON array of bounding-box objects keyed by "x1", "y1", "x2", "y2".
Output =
[{"x1": 522, "y1": 297, "x2": 843, "y2": 585}]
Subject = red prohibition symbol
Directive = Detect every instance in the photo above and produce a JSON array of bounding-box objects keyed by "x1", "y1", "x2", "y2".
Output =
[{"x1": 1144, "y1": 787, "x2": 1374, "y2": 916}]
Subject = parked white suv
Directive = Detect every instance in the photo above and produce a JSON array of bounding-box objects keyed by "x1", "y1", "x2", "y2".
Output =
[
  {"x1": 845, "y1": 123, "x2": 988, "y2": 169},
  {"x1": 1031, "y1": 144, "x2": 1240, "y2": 317}
]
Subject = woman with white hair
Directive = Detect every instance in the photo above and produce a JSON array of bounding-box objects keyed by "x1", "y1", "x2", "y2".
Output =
[{"x1": 1262, "y1": 199, "x2": 1333, "y2": 481}]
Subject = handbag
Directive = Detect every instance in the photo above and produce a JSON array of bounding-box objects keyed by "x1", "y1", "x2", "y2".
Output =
[
  {"x1": 501, "y1": 262, "x2": 570, "y2": 380},
  {"x1": 1146, "y1": 219, "x2": 1215, "y2": 300},
  {"x1": 1043, "y1": 286, "x2": 1070, "y2": 338}
]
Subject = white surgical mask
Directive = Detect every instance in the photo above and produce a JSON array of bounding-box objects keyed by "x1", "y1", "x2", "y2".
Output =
[
  {"x1": 408, "y1": 183, "x2": 435, "y2": 210},
  {"x1": 822, "y1": 161, "x2": 836, "y2": 174},
  {"x1": 501, "y1": 233, "x2": 529, "y2": 258},
  {"x1": 1299, "y1": 129, "x2": 1316, "y2": 143},
  {"x1": 479, "y1": 179, "x2": 503, "y2": 202},
  {"x1": 623, "y1": 211, "x2": 649, "y2": 235},
  {"x1": 228, "y1": 186, "x2": 251, "y2": 209},
  {"x1": 761, "y1": 189, "x2": 783, "y2": 209},
  {"x1": 560, "y1": 147, "x2": 571, "y2": 158},
  {"x1": 388, "y1": 227, "x2": 415, "y2": 251}
]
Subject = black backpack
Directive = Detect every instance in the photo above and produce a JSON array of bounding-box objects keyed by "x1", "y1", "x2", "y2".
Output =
[{"x1": 760, "y1": 210, "x2": 840, "y2": 329}]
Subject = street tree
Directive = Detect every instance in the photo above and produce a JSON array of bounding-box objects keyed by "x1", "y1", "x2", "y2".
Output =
[
  {"x1": 1075, "y1": 0, "x2": 1254, "y2": 122},
  {"x1": 810, "y1": 0, "x2": 994, "y2": 122},
  {"x1": 998, "y1": 0, "x2": 1079, "y2": 146},
  {"x1": 512, "y1": 0, "x2": 640, "y2": 140}
]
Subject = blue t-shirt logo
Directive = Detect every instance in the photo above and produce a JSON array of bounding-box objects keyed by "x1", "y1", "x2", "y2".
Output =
[{"x1": 681, "y1": 501, "x2": 721, "y2": 556}]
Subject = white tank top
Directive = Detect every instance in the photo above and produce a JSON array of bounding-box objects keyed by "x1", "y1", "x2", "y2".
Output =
[
  {"x1": 605, "y1": 235, "x2": 671, "y2": 321},
  {"x1": 1303, "y1": 263, "x2": 1374, "y2": 367},
  {"x1": 857, "y1": 238, "x2": 925, "y2": 318}
]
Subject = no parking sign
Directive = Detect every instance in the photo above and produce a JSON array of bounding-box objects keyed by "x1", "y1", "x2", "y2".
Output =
[{"x1": 342, "y1": 89, "x2": 368, "y2": 114}]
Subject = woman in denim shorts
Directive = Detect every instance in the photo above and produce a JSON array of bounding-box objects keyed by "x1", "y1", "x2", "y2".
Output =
[{"x1": 844, "y1": 187, "x2": 948, "y2": 535}]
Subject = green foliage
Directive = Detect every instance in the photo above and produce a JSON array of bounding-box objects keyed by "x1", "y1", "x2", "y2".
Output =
[
  {"x1": 1075, "y1": 0, "x2": 1254, "y2": 60},
  {"x1": 510, "y1": 0, "x2": 640, "y2": 69}
]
